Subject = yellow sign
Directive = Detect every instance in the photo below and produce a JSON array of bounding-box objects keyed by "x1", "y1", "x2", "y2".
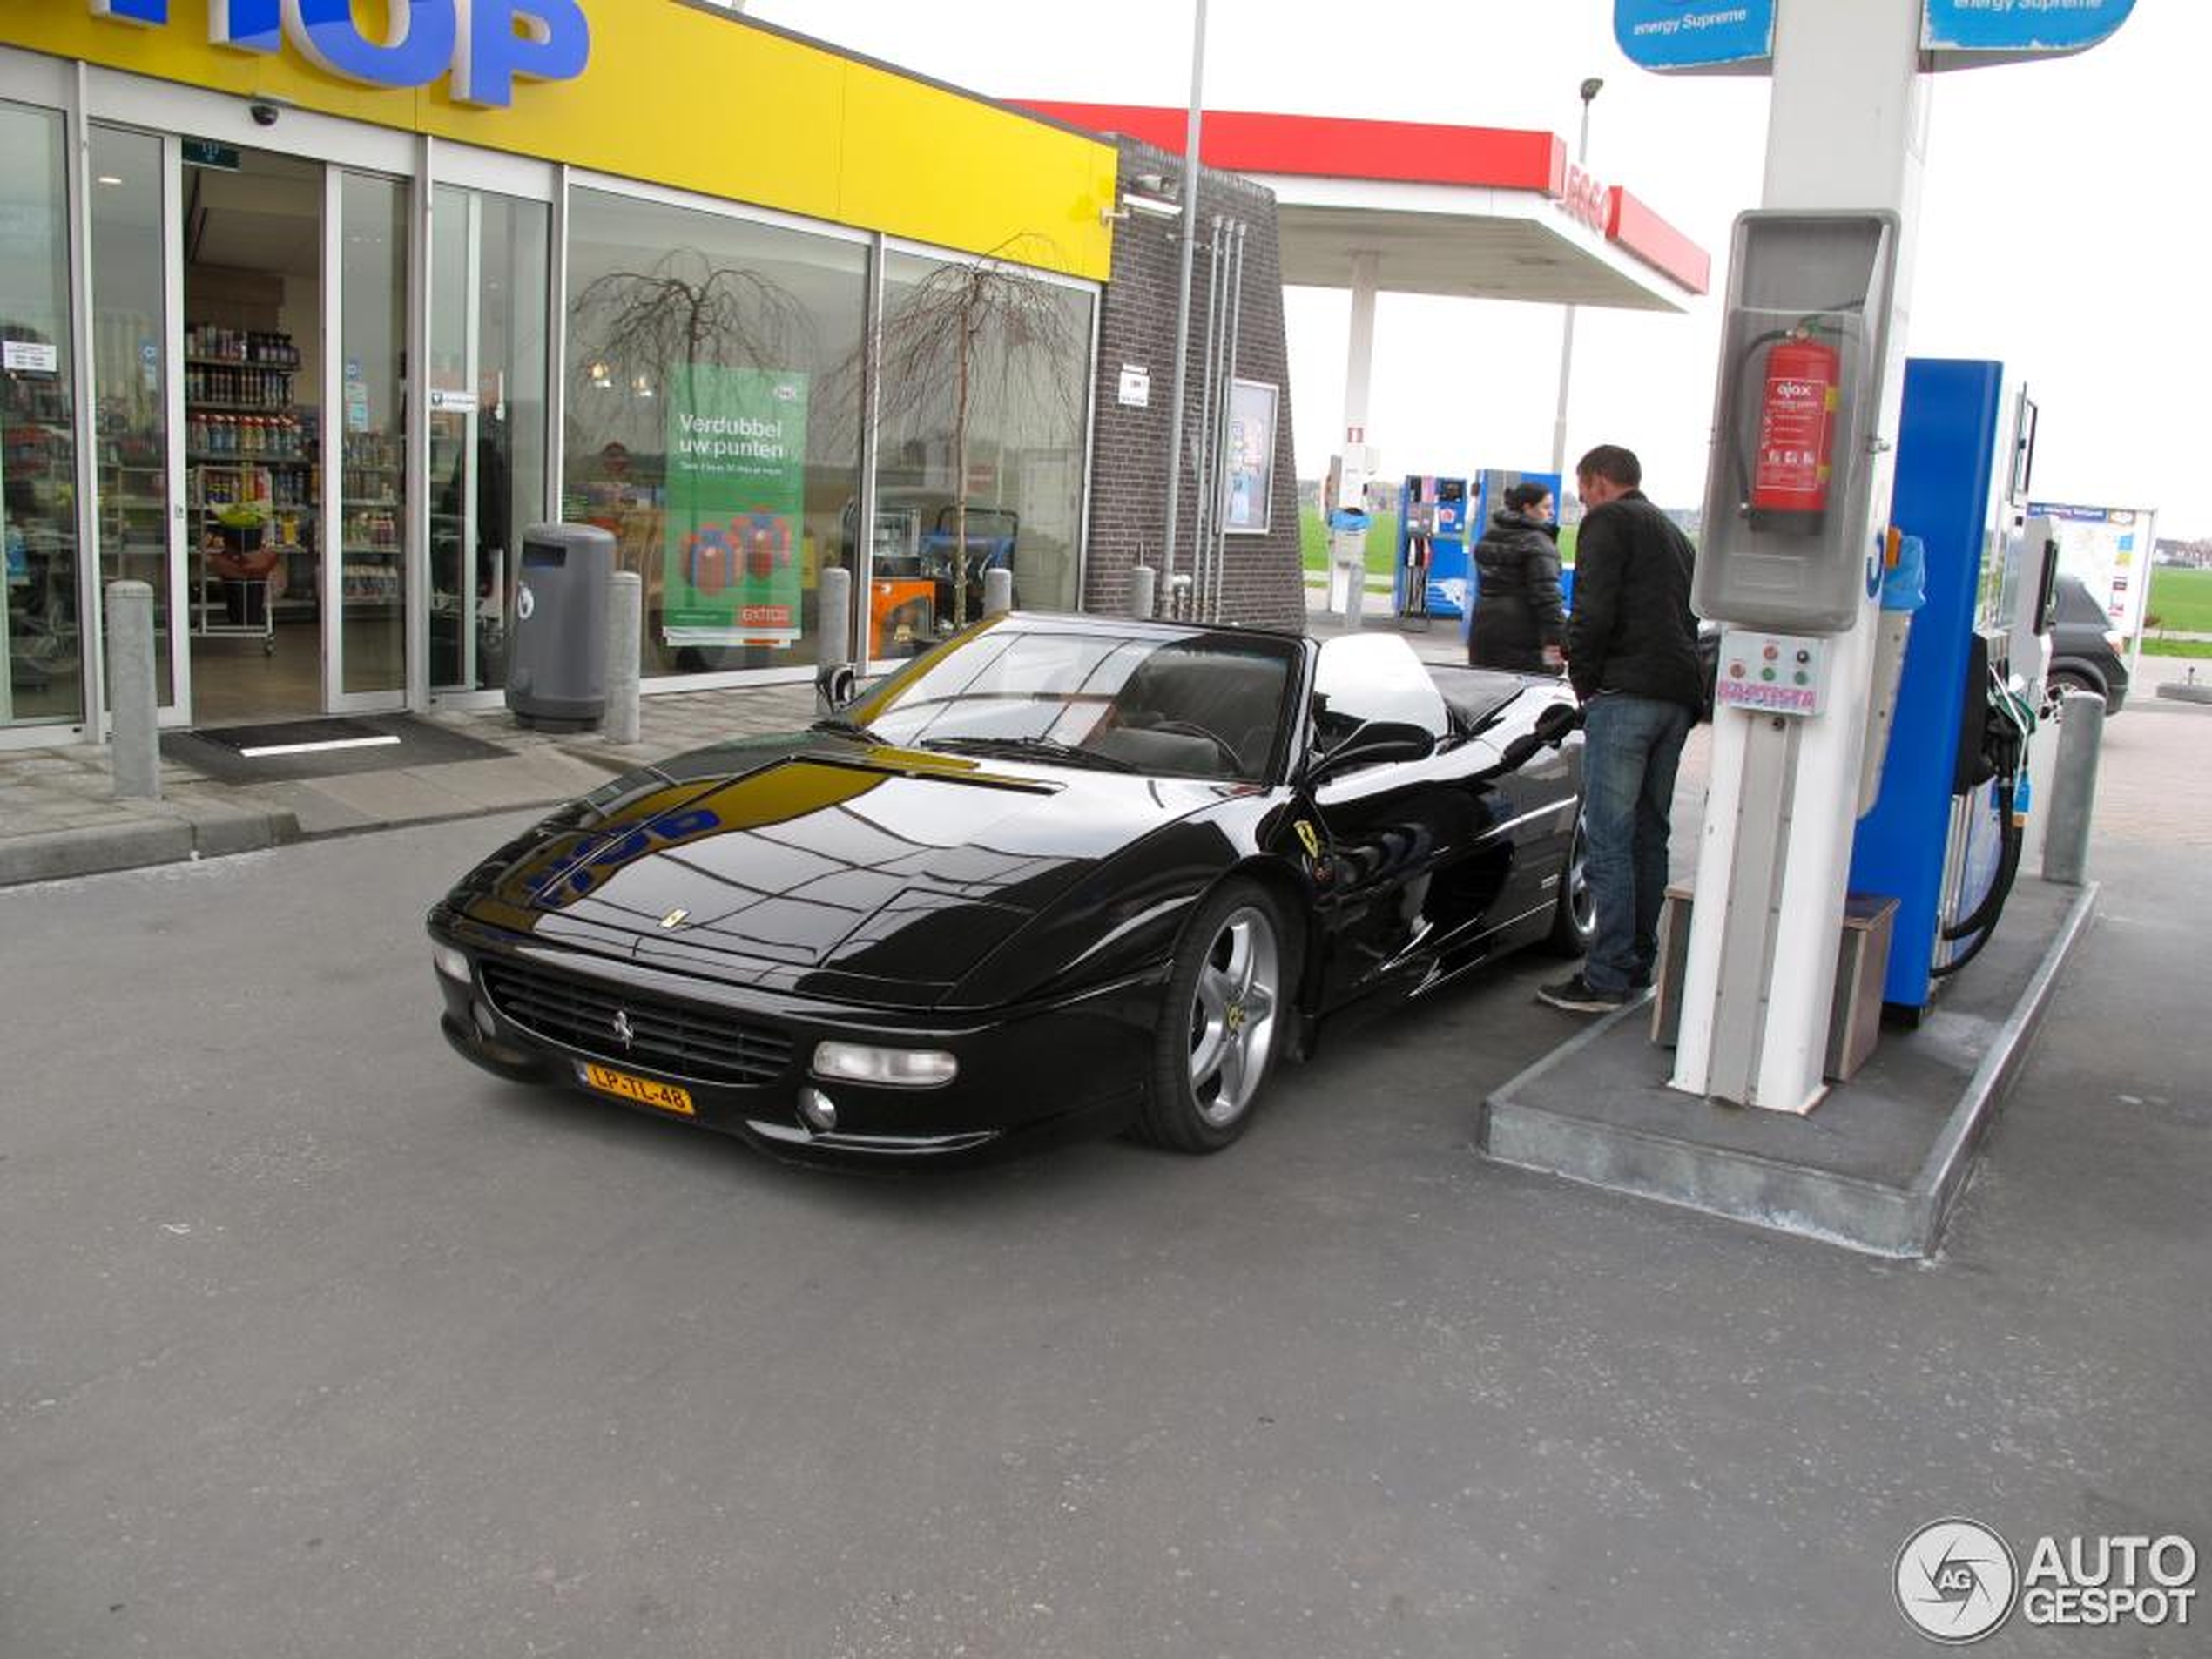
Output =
[
  {"x1": 8, "y1": 3, "x2": 1115, "y2": 280},
  {"x1": 1295, "y1": 819, "x2": 1323, "y2": 859}
]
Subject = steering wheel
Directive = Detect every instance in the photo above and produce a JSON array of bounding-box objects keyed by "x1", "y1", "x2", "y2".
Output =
[{"x1": 1144, "y1": 718, "x2": 1242, "y2": 770}]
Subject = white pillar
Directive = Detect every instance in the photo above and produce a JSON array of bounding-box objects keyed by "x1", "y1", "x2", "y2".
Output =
[
  {"x1": 1341, "y1": 250, "x2": 1379, "y2": 450},
  {"x1": 1670, "y1": 0, "x2": 1927, "y2": 1113}
]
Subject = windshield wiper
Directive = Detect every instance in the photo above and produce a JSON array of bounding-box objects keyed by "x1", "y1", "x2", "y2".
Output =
[
  {"x1": 921, "y1": 735, "x2": 1136, "y2": 772},
  {"x1": 810, "y1": 716, "x2": 887, "y2": 745}
]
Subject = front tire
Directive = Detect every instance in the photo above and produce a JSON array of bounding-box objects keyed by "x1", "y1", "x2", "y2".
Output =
[
  {"x1": 1137, "y1": 880, "x2": 1291, "y2": 1153},
  {"x1": 1543, "y1": 819, "x2": 1595, "y2": 956}
]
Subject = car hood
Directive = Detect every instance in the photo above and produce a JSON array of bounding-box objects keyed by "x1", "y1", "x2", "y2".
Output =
[{"x1": 456, "y1": 736, "x2": 1232, "y2": 1006}]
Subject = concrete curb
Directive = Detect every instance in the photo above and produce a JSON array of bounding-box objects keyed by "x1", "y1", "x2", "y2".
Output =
[
  {"x1": 0, "y1": 803, "x2": 298, "y2": 887},
  {"x1": 1910, "y1": 880, "x2": 2099, "y2": 1252}
]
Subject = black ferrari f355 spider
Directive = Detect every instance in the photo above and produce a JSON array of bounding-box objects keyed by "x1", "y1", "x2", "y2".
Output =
[{"x1": 428, "y1": 612, "x2": 1588, "y2": 1159}]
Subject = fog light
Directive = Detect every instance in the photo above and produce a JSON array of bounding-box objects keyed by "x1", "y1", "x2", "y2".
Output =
[
  {"x1": 812, "y1": 1041, "x2": 958, "y2": 1089},
  {"x1": 432, "y1": 942, "x2": 472, "y2": 982},
  {"x1": 798, "y1": 1086, "x2": 838, "y2": 1132},
  {"x1": 472, "y1": 1001, "x2": 498, "y2": 1040}
]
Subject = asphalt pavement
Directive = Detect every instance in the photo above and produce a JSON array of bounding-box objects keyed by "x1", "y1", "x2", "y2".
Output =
[{"x1": 2, "y1": 689, "x2": 2206, "y2": 1657}]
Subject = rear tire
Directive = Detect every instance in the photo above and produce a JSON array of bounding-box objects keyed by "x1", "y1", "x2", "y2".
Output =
[
  {"x1": 1137, "y1": 879, "x2": 1294, "y2": 1154},
  {"x1": 1542, "y1": 819, "x2": 1595, "y2": 957}
]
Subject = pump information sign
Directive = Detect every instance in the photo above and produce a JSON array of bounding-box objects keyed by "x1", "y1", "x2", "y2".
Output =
[{"x1": 2028, "y1": 501, "x2": 2158, "y2": 644}]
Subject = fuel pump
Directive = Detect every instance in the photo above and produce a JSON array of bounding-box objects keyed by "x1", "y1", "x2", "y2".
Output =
[{"x1": 1849, "y1": 361, "x2": 2047, "y2": 1018}]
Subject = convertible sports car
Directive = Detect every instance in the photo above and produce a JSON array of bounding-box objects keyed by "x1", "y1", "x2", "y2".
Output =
[{"x1": 428, "y1": 612, "x2": 1589, "y2": 1159}]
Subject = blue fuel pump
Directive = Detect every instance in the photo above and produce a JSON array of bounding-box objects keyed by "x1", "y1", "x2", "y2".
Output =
[
  {"x1": 1849, "y1": 358, "x2": 2037, "y2": 1021},
  {"x1": 1394, "y1": 468, "x2": 1563, "y2": 628}
]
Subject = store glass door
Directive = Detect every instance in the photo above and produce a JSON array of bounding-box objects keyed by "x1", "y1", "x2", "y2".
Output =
[
  {"x1": 326, "y1": 169, "x2": 408, "y2": 708},
  {"x1": 428, "y1": 184, "x2": 549, "y2": 697},
  {"x1": 88, "y1": 124, "x2": 183, "y2": 718}
]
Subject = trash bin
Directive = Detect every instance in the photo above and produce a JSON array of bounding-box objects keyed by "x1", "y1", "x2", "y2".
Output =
[{"x1": 506, "y1": 523, "x2": 615, "y2": 731}]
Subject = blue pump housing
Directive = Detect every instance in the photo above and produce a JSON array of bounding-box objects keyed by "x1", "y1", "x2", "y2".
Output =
[{"x1": 1848, "y1": 357, "x2": 2006, "y2": 1016}]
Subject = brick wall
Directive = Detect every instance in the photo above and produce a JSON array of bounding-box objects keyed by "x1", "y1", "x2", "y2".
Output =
[{"x1": 1082, "y1": 138, "x2": 1305, "y2": 631}]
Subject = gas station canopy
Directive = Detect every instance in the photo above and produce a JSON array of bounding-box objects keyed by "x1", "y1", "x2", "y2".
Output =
[{"x1": 1021, "y1": 104, "x2": 1711, "y2": 312}]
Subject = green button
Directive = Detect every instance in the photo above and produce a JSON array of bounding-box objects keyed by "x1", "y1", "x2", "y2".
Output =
[{"x1": 1761, "y1": 668, "x2": 1776, "y2": 682}]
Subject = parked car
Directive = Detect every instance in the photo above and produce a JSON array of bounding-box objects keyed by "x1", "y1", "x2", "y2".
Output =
[
  {"x1": 2046, "y1": 573, "x2": 2130, "y2": 715},
  {"x1": 428, "y1": 614, "x2": 1591, "y2": 1161}
]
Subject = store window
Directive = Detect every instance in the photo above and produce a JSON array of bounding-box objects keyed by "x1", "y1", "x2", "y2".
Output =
[
  {"x1": 90, "y1": 126, "x2": 173, "y2": 710},
  {"x1": 868, "y1": 250, "x2": 1092, "y2": 660},
  {"x1": 1, "y1": 100, "x2": 81, "y2": 728},
  {"x1": 563, "y1": 189, "x2": 867, "y2": 678}
]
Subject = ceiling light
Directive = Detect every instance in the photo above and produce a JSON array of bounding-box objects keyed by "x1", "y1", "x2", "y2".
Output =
[{"x1": 97, "y1": 174, "x2": 124, "y2": 186}]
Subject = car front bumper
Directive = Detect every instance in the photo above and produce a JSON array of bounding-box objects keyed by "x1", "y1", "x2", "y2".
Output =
[{"x1": 428, "y1": 910, "x2": 1163, "y2": 1162}]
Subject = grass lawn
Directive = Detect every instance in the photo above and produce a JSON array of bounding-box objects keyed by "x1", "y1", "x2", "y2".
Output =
[
  {"x1": 2142, "y1": 637, "x2": 2212, "y2": 658},
  {"x1": 1299, "y1": 507, "x2": 1399, "y2": 578},
  {"x1": 2148, "y1": 566, "x2": 2212, "y2": 634}
]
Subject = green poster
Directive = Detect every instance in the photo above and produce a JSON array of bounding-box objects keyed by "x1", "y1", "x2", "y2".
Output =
[{"x1": 664, "y1": 364, "x2": 808, "y2": 647}]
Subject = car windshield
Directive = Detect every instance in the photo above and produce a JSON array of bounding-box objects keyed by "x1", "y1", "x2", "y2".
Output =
[{"x1": 846, "y1": 619, "x2": 1298, "y2": 782}]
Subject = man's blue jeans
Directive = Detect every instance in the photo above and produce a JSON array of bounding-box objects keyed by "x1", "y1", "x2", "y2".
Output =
[{"x1": 1579, "y1": 694, "x2": 1692, "y2": 995}]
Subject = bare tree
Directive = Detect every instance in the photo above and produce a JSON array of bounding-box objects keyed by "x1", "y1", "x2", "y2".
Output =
[
  {"x1": 571, "y1": 247, "x2": 813, "y2": 408},
  {"x1": 867, "y1": 238, "x2": 1087, "y2": 627}
]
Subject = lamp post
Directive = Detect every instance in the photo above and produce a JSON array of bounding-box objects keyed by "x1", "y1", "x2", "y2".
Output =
[
  {"x1": 1548, "y1": 76, "x2": 1604, "y2": 482},
  {"x1": 1160, "y1": 0, "x2": 1209, "y2": 612}
]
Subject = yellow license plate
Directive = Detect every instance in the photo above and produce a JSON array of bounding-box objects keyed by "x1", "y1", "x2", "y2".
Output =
[{"x1": 579, "y1": 1062, "x2": 695, "y2": 1117}]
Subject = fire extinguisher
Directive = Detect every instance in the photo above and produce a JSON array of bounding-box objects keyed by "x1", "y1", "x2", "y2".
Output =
[{"x1": 1747, "y1": 329, "x2": 1841, "y2": 534}]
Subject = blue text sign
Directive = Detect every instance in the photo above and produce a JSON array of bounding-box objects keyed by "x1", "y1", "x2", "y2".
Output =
[
  {"x1": 1924, "y1": 0, "x2": 2135, "y2": 58},
  {"x1": 89, "y1": 0, "x2": 590, "y2": 108},
  {"x1": 1615, "y1": 2, "x2": 1776, "y2": 72}
]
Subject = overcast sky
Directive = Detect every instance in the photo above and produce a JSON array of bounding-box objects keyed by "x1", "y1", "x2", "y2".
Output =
[{"x1": 744, "y1": 0, "x2": 2203, "y2": 537}]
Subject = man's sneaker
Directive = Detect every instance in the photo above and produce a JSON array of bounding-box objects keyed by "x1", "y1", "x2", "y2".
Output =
[{"x1": 1536, "y1": 973, "x2": 1630, "y2": 1014}]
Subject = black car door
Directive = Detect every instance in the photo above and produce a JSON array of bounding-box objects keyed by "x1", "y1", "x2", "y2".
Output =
[{"x1": 1301, "y1": 637, "x2": 1516, "y2": 1009}]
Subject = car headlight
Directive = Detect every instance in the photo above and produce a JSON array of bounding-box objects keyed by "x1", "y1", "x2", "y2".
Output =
[
  {"x1": 431, "y1": 941, "x2": 473, "y2": 983},
  {"x1": 811, "y1": 1041, "x2": 958, "y2": 1089}
]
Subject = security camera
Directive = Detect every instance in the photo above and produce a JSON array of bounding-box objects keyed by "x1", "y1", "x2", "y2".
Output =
[{"x1": 249, "y1": 102, "x2": 281, "y2": 128}]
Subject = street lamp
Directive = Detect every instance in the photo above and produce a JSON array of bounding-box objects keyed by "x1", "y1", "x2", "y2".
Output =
[{"x1": 1549, "y1": 77, "x2": 1604, "y2": 482}]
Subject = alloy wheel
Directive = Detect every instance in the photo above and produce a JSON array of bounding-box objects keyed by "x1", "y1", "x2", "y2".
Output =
[{"x1": 1187, "y1": 906, "x2": 1281, "y2": 1127}]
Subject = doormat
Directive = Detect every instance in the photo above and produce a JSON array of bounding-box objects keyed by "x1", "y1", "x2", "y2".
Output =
[{"x1": 162, "y1": 715, "x2": 515, "y2": 784}]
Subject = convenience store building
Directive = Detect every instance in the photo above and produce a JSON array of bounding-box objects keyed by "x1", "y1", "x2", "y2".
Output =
[{"x1": 0, "y1": 3, "x2": 1116, "y2": 743}]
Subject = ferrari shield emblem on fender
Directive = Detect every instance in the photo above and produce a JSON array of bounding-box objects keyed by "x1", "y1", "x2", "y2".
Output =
[{"x1": 1294, "y1": 819, "x2": 1322, "y2": 860}]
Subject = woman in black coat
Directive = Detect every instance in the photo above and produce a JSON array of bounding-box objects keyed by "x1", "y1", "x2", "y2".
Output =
[{"x1": 1467, "y1": 481, "x2": 1567, "y2": 673}]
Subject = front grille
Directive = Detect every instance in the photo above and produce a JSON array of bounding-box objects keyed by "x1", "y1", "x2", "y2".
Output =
[{"x1": 481, "y1": 956, "x2": 795, "y2": 1086}]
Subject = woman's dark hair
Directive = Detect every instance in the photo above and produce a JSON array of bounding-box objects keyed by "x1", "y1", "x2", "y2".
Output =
[{"x1": 1503, "y1": 482, "x2": 1551, "y2": 514}]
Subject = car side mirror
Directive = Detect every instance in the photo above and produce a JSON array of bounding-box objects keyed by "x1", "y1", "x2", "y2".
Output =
[
  {"x1": 815, "y1": 662, "x2": 858, "y2": 717},
  {"x1": 1307, "y1": 718, "x2": 1435, "y2": 784},
  {"x1": 1494, "y1": 699, "x2": 1584, "y2": 772}
]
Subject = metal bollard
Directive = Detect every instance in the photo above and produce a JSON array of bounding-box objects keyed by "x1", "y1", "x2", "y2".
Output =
[
  {"x1": 1129, "y1": 563, "x2": 1157, "y2": 620},
  {"x1": 604, "y1": 570, "x2": 642, "y2": 745},
  {"x1": 818, "y1": 565, "x2": 853, "y2": 669},
  {"x1": 982, "y1": 566, "x2": 1013, "y2": 617},
  {"x1": 105, "y1": 580, "x2": 161, "y2": 800},
  {"x1": 2042, "y1": 688, "x2": 2105, "y2": 886}
]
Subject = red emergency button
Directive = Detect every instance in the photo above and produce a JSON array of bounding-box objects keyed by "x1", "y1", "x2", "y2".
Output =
[{"x1": 1764, "y1": 644, "x2": 1779, "y2": 661}]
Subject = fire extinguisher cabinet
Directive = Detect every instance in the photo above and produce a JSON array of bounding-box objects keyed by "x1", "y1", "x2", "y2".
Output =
[{"x1": 506, "y1": 523, "x2": 615, "y2": 731}]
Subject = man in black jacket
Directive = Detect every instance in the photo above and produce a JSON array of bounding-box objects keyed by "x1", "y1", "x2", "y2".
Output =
[{"x1": 1540, "y1": 444, "x2": 1703, "y2": 1013}]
